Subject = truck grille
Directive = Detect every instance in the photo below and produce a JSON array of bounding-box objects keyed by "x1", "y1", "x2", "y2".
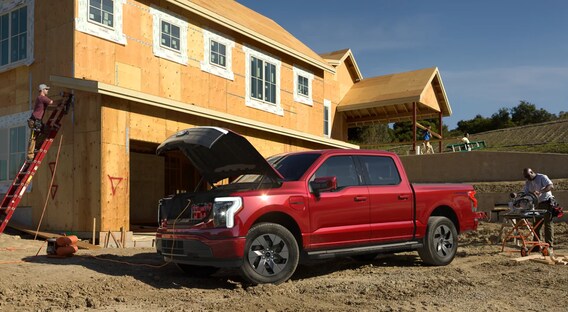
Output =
[
  {"x1": 160, "y1": 239, "x2": 185, "y2": 256},
  {"x1": 159, "y1": 197, "x2": 212, "y2": 226}
]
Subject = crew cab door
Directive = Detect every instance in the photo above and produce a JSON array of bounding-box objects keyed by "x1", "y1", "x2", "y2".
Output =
[
  {"x1": 307, "y1": 155, "x2": 370, "y2": 248},
  {"x1": 358, "y1": 155, "x2": 414, "y2": 242}
]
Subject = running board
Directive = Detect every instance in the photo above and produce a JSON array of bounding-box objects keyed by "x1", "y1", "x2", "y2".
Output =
[{"x1": 306, "y1": 241, "x2": 423, "y2": 260}]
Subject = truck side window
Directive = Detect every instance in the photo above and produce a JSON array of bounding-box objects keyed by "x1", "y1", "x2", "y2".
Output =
[
  {"x1": 359, "y1": 156, "x2": 401, "y2": 185},
  {"x1": 312, "y1": 156, "x2": 359, "y2": 189}
]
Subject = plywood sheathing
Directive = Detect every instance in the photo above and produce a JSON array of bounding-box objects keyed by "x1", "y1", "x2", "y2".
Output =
[
  {"x1": 166, "y1": 0, "x2": 334, "y2": 73},
  {"x1": 337, "y1": 67, "x2": 451, "y2": 126},
  {"x1": 320, "y1": 48, "x2": 364, "y2": 81},
  {"x1": 51, "y1": 76, "x2": 358, "y2": 149}
]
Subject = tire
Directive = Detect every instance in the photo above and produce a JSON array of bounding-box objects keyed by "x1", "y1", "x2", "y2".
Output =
[
  {"x1": 240, "y1": 223, "x2": 299, "y2": 285},
  {"x1": 541, "y1": 247, "x2": 550, "y2": 257},
  {"x1": 176, "y1": 263, "x2": 219, "y2": 277},
  {"x1": 520, "y1": 247, "x2": 528, "y2": 257},
  {"x1": 418, "y1": 216, "x2": 458, "y2": 266}
]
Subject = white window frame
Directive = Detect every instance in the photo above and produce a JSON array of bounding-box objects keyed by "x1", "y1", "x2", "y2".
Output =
[
  {"x1": 243, "y1": 45, "x2": 283, "y2": 116},
  {"x1": 159, "y1": 20, "x2": 181, "y2": 52},
  {"x1": 0, "y1": 111, "x2": 31, "y2": 192},
  {"x1": 150, "y1": 6, "x2": 188, "y2": 65},
  {"x1": 200, "y1": 29, "x2": 234, "y2": 80},
  {"x1": 323, "y1": 99, "x2": 331, "y2": 137},
  {"x1": 0, "y1": 0, "x2": 34, "y2": 73},
  {"x1": 76, "y1": 0, "x2": 126, "y2": 45},
  {"x1": 293, "y1": 65, "x2": 313, "y2": 106}
]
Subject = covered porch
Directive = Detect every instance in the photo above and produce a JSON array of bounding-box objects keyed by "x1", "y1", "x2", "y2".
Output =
[{"x1": 337, "y1": 67, "x2": 452, "y2": 153}]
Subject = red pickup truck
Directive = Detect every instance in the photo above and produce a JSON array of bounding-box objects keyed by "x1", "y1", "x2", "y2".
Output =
[{"x1": 156, "y1": 127, "x2": 480, "y2": 284}]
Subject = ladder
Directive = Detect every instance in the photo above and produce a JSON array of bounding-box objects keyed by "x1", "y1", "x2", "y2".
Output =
[{"x1": 0, "y1": 93, "x2": 73, "y2": 234}]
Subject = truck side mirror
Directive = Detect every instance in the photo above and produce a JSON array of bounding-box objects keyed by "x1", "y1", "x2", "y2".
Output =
[{"x1": 310, "y1": 176, "x2": 337, "y2": 198}]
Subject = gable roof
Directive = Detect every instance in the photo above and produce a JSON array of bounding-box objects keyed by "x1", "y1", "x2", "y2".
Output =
[
  {"x1": 167, "y1": 0, "x2": 335, "y2": 73},
  {"x1": 337, "y1": 67, "x2": 452, "y2": 125},
  {"x1": 320, "y1": 48, "x2": 363, "y2": 82}
]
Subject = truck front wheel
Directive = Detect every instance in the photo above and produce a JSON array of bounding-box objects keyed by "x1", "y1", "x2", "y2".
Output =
[
  {"x1": 240, "y1": 223, "x2": 299, "y2": 285},
  {"x1": 418, "y1": 216, "x2": 458, "y2": 266}
]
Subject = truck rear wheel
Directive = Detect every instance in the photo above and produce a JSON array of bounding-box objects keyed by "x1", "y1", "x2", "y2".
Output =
[
  {"x1": 240, "y1": 223, "x2": 299, "y2": 285},
  {"x1": 418, "y1": 216, "x2": 458, "y2": 266}
]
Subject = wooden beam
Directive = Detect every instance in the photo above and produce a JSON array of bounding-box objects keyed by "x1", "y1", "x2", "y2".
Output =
[
  {"x1": 8, "y1": 222, "x2": 101, "y2": 250},
  {"x1": 346, "y1": 111, "x2": 440, "y2": 125},
  {"x1": 416, "y1": 122, "x2": 442, "y2": 139}
]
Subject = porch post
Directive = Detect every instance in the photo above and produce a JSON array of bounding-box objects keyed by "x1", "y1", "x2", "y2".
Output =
[
  {"x1": 438, "y1": 111, "x2": 443, "y2": 153},
  {"x1": 412, "y1": 102, "x2": 417, "y2": 154}
]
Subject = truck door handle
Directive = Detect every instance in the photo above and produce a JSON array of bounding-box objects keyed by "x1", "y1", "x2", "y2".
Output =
[
  {"x1": 398, "y1": 195, "x2": 410, "y2": 200},
  {"x1": 354, "y1": 196, "x2": 367, "y2": 202}
]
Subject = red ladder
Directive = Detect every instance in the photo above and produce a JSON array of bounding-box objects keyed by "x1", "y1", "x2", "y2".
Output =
[{"x1": 0, "y1": 93, "x2": 73, "y2": 234}]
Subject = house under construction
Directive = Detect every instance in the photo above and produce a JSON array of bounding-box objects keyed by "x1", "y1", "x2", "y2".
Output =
[{"x1": 0, "y1": 0, "x2": 451, "y2": 244}]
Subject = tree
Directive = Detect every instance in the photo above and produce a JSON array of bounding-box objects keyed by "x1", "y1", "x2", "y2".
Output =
[
  {"x1": 456, "y1": 114, "x2": 491, "y2": 134},
  {"x1": 489, "y1": 108, "x2": 515, "y2": 130},
  {"x1": 511, "y1": 101, "x2": 554, "y2": 125},
  {"x1": 391, "y1": 119, "x2": 447, "y2": 142},
  {"x1": 348, "y1": 124, "x2": 393, "y2": 145}
]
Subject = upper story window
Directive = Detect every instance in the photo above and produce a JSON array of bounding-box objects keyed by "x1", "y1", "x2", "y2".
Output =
[
  {"x1": 293, "y1": 66, "x2": 313, "y2": 106},
  {"x1": 323, "y1": 99, "x2": 331, "y2": 137},
  {"x1": 298, "y1": 76, "x2": 309, "y2": 96},
  {"x1": 88, "y1": 0, "x2": 114, "y2": 28},
  {"x1": 160, "y1": 21, "x2": 180, "y2": 51},
  {"x1": 243, "y1": 46, "x2": 282, "y2": 116},
  {"x1": 251, "y1": 56, "x2": 277, "y2": 103},
  {"x1": 0, "y1": 1, "x2": 34, "y2": 72},
  {"x1": 201, "y1": 29, "x2": 234, "y2": 80},
  {"x1": 76, "y1": 0, "x2": 126, "y2": 45},
  {"x1": 150, "y1": 6, "x2": 188, "y2": 65},
  {"x1": 210, "y1": 40, "x2": 225, "y2": 66}
]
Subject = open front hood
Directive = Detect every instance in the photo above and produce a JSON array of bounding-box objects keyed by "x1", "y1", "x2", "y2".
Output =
[{"x1": 156, "y1": 127, "x2": 283, "y2": 184}]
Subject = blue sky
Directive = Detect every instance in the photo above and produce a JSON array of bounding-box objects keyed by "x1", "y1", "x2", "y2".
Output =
[{"x1": 237, "y1": 0, "x2": 568, "y2": 129}]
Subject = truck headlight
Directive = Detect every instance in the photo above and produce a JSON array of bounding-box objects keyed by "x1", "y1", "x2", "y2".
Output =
[{"x1": 213, "y1": 197, "x2": 242, "y2": 228}]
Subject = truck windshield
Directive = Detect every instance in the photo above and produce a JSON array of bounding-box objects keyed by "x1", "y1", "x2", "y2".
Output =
[{"x1": 233, "y1": 153, "x2": 321, "y2": 183}]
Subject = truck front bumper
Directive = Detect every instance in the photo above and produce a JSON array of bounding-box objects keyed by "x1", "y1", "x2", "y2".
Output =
[{"x1": 156, "y1": 234, "x2": 246, "y2": 268}]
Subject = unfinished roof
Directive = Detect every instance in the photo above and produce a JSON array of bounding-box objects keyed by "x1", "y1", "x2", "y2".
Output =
[
  {"x1": 337, "y1": 67, "x2": 451, "y2": 125},
  {"x1": 167, "y1": 0, "x2": 334, "y2": 73},
  {"x1": 320, "y1": 48, "x2": 363, "y2": 82}
]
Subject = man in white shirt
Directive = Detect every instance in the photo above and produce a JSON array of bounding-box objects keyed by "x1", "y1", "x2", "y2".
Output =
[{"x1": 523, "y1": 168, "x2": 555, "y2": 252}]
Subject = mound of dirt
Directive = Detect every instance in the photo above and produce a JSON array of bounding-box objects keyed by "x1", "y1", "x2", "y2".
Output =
[{"x1": 1, "y1": 222, "x2": 568, "y2": 311}]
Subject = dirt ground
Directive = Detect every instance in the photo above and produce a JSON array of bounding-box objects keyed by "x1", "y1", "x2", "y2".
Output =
[{"x1": 1, "y1": 222, "x2": 568, "y2": 312}]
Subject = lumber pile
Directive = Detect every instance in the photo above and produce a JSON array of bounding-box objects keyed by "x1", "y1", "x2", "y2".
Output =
[{"x1": 511, "y1": 252, "x2": 568, "y2": 265}]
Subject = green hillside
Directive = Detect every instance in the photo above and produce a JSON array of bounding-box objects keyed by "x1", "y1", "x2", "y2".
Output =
[
  {"x1": 466, "y1": 119, "x2": 568, "y2": 153},
  {"x1": 361, "y1": 119, "x2": 568, "y2": 155}
]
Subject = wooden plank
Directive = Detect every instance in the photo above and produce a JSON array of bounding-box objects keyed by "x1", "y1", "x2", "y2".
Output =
[
  {"x1": 73, "y1": 131, "x2": 102, "y2": 232},
  {"x1": 159, "y1": 59, "x2": 181, "y2": 101},
  {"x1": 8, "y1": 222, "x2": 100, "y2": 250},
  {"x1": 531, "y1": 257, "x2": 556, "y2": 265},
  {"x1": 511, "y1": 254, "x2": 542, "y2": 262},
  {"x1": 101, "y1": 99, "x2": 129, "y2": 145},
  {"x1": 129, "y1": 104, "x2": 167, "y2": 144},
  {"x1": 116, "y1": 62, "x2": 142, "y2": 91},
  {"x1": 101, "y1": 141, "x2": 129, "y2": 231}
]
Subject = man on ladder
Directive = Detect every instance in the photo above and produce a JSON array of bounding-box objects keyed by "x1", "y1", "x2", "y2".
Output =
[{"x1": 27, "y1": 84, "x2": 61, "y2": 160}]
